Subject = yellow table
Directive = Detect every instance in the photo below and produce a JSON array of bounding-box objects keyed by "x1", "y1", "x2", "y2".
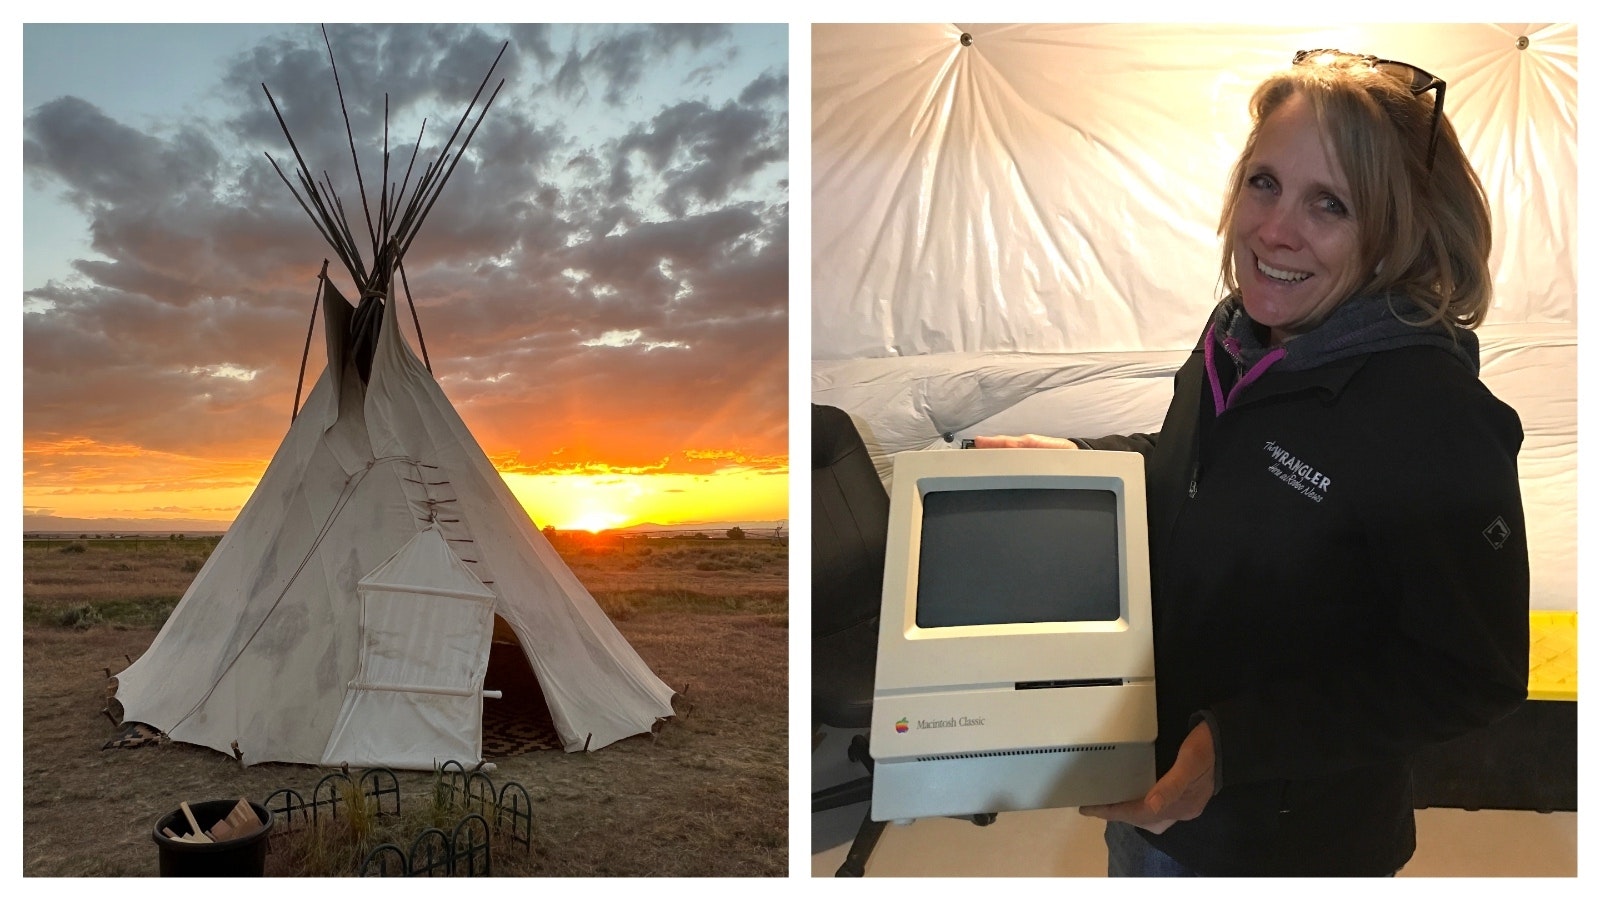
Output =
[{"x1": 1528, "y1": 611, "x2": 1576, "y2": 702}]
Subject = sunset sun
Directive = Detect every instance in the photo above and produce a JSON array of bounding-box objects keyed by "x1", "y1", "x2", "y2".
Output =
[{"x1": 563, "y1": 506, "x2": 628, "y2": 534}]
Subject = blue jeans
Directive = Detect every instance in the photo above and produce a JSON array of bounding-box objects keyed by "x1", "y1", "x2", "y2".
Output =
[
  {"x1": 1104, "y1": 820, "x2": 1400, "y2": 876},
  {"x1": 1104, "y1": 821, "x2": 1199, "y2": 877}
]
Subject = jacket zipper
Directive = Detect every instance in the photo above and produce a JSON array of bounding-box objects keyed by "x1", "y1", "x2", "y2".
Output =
[{"x1": 1188, "y1": 461, "x2": 1200, "y2": 498}]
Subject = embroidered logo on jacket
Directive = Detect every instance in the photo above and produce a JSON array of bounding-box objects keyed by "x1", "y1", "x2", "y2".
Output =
[
  {"x1": 1262, "y1": 440, "x2": 1330, "y2": 503},
  {"x1": 1483, "y1": 516, "x2": 1511, "y2": 550}
]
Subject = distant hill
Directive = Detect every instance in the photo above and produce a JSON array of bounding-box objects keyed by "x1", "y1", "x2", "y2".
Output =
[
  {"x1": 22, "y1": 514, "x2": 231, "y2": 536},
  {"x1": 610, "y1": 520, "x2": 786, "y2": 535}
]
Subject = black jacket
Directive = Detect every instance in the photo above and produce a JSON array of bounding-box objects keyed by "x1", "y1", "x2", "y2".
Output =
[{"x1": 1078, "y1": 331, "x2": 1529, "y2": 876}]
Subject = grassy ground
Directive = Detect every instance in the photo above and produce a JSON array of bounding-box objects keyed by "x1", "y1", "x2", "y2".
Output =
[
  {"x1": 20, "y1": 532, "x2": 788, "y2": 877},
  {"x1": 21, "y1": 536, "x2": 216, "y2": 629}
]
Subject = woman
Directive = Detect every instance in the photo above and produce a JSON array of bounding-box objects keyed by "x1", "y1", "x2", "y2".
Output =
[{"x1": 979, "y1": 51, "x2": 1529, "y2": 876}]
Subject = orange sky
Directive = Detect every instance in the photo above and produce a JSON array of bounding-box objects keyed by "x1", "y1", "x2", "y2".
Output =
[
  {"x1": 21, "y1": 437, "x2": 787, "y2": 532},
  {"x1": 503, "y1": 469, "x2": 787, "y2": 532},
  {"x1": 21, "y1": 355, "x2": 790, "y2": 531}
]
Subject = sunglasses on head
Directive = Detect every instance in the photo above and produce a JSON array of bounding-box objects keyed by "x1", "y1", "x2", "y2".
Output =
[{"x1": 1293, "y1": 49, "x2": 1446, "y2": 174}]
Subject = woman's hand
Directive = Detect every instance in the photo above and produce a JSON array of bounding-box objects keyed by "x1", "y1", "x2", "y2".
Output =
[
  {"x1": 1079, "y1": 720, "x2": 1216, "y2": 835},
  {"x1": 969, "y1": 434, "x2": 1078, "y2": 450}
]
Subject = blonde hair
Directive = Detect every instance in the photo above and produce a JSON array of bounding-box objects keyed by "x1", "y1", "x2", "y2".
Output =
[{"x1": 1217, "y1": 57, "x2": 1493, "y2": 330}]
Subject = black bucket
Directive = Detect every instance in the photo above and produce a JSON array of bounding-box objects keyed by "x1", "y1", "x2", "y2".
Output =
[{"x1": 152, "y1": 799, "x2": 273, "y2": 876}]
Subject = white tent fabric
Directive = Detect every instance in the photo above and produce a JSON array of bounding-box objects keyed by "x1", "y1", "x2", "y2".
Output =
[
  {"x1": 116, "y1": 280, "x2": 676, "y2": 768},
  {"x1": 812, "y1": 23, "x2": 1576, "y2": 612}
]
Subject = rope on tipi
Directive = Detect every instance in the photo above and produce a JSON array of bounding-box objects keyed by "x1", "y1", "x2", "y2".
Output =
[{"x1": 292, "y1": 260, "x2": 330, "y2": 423}]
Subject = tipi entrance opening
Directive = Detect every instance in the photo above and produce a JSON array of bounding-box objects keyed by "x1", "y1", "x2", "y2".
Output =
[{"x1": 482, "y1": 616, "x2": 563, "y2": 755}]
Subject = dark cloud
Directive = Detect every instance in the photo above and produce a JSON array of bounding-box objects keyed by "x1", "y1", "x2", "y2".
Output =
[
  {"x1": 24, "y1": 97, "x2": 221, "y2": 206},
  {"x1": 739, "y1": 71, "x2": 787, "y2": 107},
  {"x1": 543, "y1": 24, "x2": 734, "y2": 106},
  {"x1": 24, "y1": 24, "x2": 789, "y2": 500},
  {"x1": 609, "y1": 72, "x2": 788, "y2": 218},
  {"x1": 552, "y1": 47, "x2": 588, "y2": 102},
  {"x1": 506, "y1": 24, "x2": 557, "y2": 69},
  {"x1": 224, "y1": 25, "x2": 524, "y2": 148},
  {"x1": 24, "y1": 94, "x2": 315, "y2": 311}
]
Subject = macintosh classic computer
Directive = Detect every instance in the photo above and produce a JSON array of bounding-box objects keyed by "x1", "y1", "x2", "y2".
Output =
[{"x1": 869, "y1": 447, "x2": 1158, "y2": 823}]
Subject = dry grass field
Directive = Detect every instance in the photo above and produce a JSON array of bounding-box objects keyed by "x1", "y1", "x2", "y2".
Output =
[{"x1": 20, "y1": 532, "x2": 788, "y2": 877}]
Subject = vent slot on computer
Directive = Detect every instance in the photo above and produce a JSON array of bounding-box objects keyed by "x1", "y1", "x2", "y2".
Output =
[{"x1": 916, "y1": 743, "x2": 1119, "y2": 763}]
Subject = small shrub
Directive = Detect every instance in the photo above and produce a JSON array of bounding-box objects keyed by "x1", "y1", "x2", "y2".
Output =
[
  {"x1": 594, "y1": 593, "x2": 636, "y2": 620},
  {"x1": 341, "y1": 779, "x2": 377, "y2": 845},
  {"x1": 58, "y1": 542, "x2": 87, "y2": 554},
  {"x1": 182, "y1": 558, "x2": 205, "y2": 573},
  {"x1": 56, "y1": 605, "x2": 103, "y2": 630},
  {"x1": 429, "y1": 771, "x2": 458, "y2": 828}
]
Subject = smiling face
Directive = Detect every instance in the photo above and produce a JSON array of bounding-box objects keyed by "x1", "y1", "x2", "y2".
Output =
[{"x1": 1229, "y1": 91, "x2": 1365, "y2": 346}]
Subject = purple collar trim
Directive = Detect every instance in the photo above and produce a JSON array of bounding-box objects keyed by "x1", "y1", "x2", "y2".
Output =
[{"x1": 1204, "y1": 323, "x2": 1287, "y2": 416}]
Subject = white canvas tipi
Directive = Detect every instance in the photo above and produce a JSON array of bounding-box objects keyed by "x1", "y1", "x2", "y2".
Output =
[
  {"x1": 113, "y1": 35, "x2": 676, "y2": 769},
  {"x1": 114, "y1": 275, "x2": 677, "y2": 769}
]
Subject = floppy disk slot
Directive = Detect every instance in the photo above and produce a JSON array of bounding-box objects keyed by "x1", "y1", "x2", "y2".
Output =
[{"x1": 1015, "y1": 678, "x2": 1125, "y2": 690}]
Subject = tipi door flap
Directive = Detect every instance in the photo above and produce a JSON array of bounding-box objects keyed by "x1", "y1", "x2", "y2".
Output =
[
  {"x1": 347, "y1": 525, "x2": 497, "y2": 695},
  {"x1": 351, "y1": 584, "x2": 495, "y2": 694},
  {"x1": 320, "y1": 585, "x2": 495, "y2": 768},
  {"x1": 321, "y1": 529, "x2": 497, "y2": 767}
]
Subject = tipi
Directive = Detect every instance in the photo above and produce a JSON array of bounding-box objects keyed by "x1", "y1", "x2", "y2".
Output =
[{"x1": 112, "y1": 34, "x2": 676, "y2": 769}]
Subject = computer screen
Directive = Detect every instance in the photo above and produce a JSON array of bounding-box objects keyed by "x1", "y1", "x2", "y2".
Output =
[
  {"x1": 872, "y1": 446, "x2": 1154, "y2": 701},
  {"x1": 916, "y1": 487, "x2": 1120, "y2": 628}
]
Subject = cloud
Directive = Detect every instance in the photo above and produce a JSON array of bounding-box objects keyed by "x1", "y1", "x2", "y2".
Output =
[
  {"x1": 488, "y1": 447, "x2": 785, "y2": 478},
  {"x1": 547, "y1": 24, "x2": 734, "y2": 106},
  {"x1": 609, "y1": 78, "x2": 788, "y2": 217},
  {"x1": 23, "y1": 436, "x2": 270, "y2": 496},
  {"x1": 23, "y1": 24, "x2": 789, "y2": 517}
]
